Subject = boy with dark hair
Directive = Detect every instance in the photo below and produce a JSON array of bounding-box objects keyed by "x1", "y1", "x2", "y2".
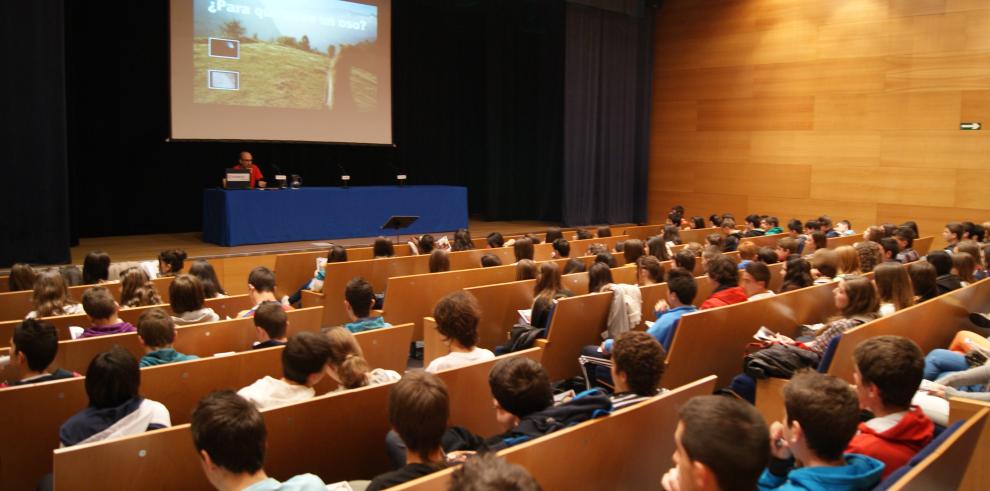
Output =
[
  {"x1": 742, "y1": 261, "x2": 775, "y2": 301},
  {"x1": 700, "y1": 255, "x2": 746, "y2": 309},
  {"x1": 449, "y1": 453, "x2": 541, "y2": 491},
  {"x1": 943, "y1": 222, "x2": 964, "y2": 252},
  {"x1": 136, "y1": 308, "x2": 198, "y2": 367},
  {"x1": 786, "y1": 219, "x2": 807, "y2": 254},
  {"x1": 879, "y1": 237, "x2": 900, "y2": 263},
  {"x1": 79, "y1": 286, "x2": 136, "y2": 338},
  {"x1": 480, "y1": 253, "x2": 503, "y2": 268},
  {"x1": 819, "y1": 216, "x2": 839, "y2": 238},
  {"x1": 7, "y1": 319, "x2": 77, "y2": 386},
  {"x1": 425, "y1": 291, "x2": 494, "y2": 372},
  {"x1": 369, "y1": 371, "x2": 450, "y2": 490},
  {"x1": 551, "y1": 238, "x2": 570, "y2": 259},
  {"x1": 928, "y1": 250, "x2": 962, "y2": 294},
  {"x1": 720, "y1": 219, "x2": 742, "y2": 252},
  {"x1": 343, "y1": 277, "x2": 390, "y2": 333},
  {"x1": 238, "y1": 266, "x2": 293, "y2": 317},
  {"x1": 775, "y1": 237, "x2": 799, "y2": 262},
  {"x1": 610, "y1": 267, "x2": 695, "y2": 352},
  {"x1": 609, "y1": 331, "x2": 666, "y2": 410},
  {"x1": 674, "y1": 250, "x2": 696, "y2": 272},
  {"x1": 192, "y1": 391, "x2": 326, "y2": 490},
  {"x1": 661, "y1": 395, "x2": 769, "y2": 491},
  {"x1": 253, "y1": 301, "x2": 289, "y2": 349},
  {"x1": 847, "y1": 336, "x2": 933, "y2": 478},
  {"x1": 761, "y1": 371, "x2": 883, "y2": 490},
  {"x1": 893, "y1": 227, "x2": 918, "y2": 263},
  {"x1": 636, "y1": 255, "x2": 664, "y2": 286},
  {"x1": 237, "y1": 332, "x2": 332, "y2": 410},
  {"x1": 763, "y1": 216, "x2": 783, "y2": 235},
  {"x1": 743, "y1": 214, "x2": 766, "y2": 237}
]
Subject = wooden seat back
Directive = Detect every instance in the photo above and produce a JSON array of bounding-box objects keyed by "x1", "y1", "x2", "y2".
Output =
[
  {"x1": 914, "y1": 236, "x2": 935, "y2": 256},
  {"x1": 826, "y1": 278, "x2": 990, "y2": 383},
  {"x1": 740, "y1": 232, "x2": 787, "y2": 249},
  {"x1": 826, "y1": 234, "x2": 859, "y2": 249},
  {"x1": 949, "y1": 398, "x2": 990, "y2": 490},
  {"x1": 661, "y1": 281, "x2": 840, "y2": 389},
  {"x1": 390, "y1": 375, "x2": 719, "y2": 491},
  {"x1": 886, "y1": 407, "x2": 988, "y2": 491},
  {"x1": 536, "y1": 291, "x2": 613, "y2": 382}
]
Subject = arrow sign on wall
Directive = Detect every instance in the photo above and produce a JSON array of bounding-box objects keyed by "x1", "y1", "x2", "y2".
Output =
[{"x1": 960, "y1": 122, "x2": 982, "y2": 130}]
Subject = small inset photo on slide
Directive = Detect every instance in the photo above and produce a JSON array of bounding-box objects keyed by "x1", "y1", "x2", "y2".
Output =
[
  {"x1": 208, "y1": 37, "x2": 240, "y2": 59},
  {"x1": 208, "y1": 70, "x2": 240, "y2": 91}
]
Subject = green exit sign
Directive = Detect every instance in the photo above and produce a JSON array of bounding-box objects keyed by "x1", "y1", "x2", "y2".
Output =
[{"x1": 960, "y1": 122, "x2": 982, "y2": 130}]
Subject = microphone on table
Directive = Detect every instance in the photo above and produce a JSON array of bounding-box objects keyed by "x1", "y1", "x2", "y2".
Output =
[
  {"x1": 389, "y1": 163, "x2": 406, "y2": 187},
  {"x1": 338, "y1": 162, "x2": 351, "y2": 189}
]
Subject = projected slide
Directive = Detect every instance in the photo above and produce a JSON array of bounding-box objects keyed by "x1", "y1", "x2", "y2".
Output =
[
  {"x1": 195, "y1": 0, "x2": 378, "y2": 111},
  {"x1": 171, "y1": 0, "x2": 392, "y2": 144}
]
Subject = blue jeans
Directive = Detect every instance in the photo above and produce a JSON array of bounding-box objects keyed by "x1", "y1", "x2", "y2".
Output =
[
  {"x1": 580, "y1": 345, "x2": 613, "y2": 389},
  {"x1": 924, "y1": 349, "x2": 968, "y2": 381}
]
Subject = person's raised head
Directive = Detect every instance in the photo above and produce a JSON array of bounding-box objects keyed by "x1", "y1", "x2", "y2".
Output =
[
  {"x1": 429, "y1": 249, "x2": 450, "y2": 273},
  {"x1": 86, "y1": 346, "x2": 140, "y2": 409},
  {"x1": 82, "y1": 250, "x2": 110, "y2": 285},
  {"x1": 81, "y1": 286, "x2": 118, "y2": 321},
  {"x1": 873, "y1": 262, "x2": 914, "y2": 311},
  {"x1": 611, "y1": 331, "x2": 665, "y2": 397},
  {"x1": 191, "y1": 390, "x2": 267, "y2": 483},
  {"x1": 158, "y1": 249, "x2": 187, "y2": 276},
  {"x1": 169, "y1": 274, "x2": 206, "y2": 316},
  {"x1": 674, "y1": 250, "x2": 696, "y2": 272},
  {"x1": 12, "y1": 318, "x2": 59, "y2": 373},
  {"x1": 636, "y1": 255, "x2": 664, "y2": 285},
  {"x1": 552, "y1": 238, "x2": 571, "y2": 258},
  {"x1": 189, "y1": 260, "x2": 225, "y2": 297},
  {"x1": 322, "y1": 326, "x2": 370, "y2": 389},
  {"x1": 705, "y1": 254, "x2": 738, "y2": 288},
  {"x1": 513, "y1": 238, "x2": 534, "y2": 262},
  {"x1": 926, "y1": 250, "x2": 953, "y2": 276},
  {"x1": 488, "y1": 356, "x2": 553, "y2": 426},
  {"x1": 836, "y1": 275, "x2": 880, "y2": 318},
  {"x1": 783, "y1": 371, "x2": 860, "y2": 463},
  {"x1": 137, "y1": 308, "x2": 177, "y2": 349},
  {"x1": 373, "y1": 237, "x2": 395, "y2": 258},
  {"x1": 247, "y1": 266, "x2": 276, "y2": 294},
  {"x1": 673, "y1": 395, "x2": 769, "y2": 491},
  {"x1": 588, "y1": 262, "x2": 614, "y2": 293},
  {"x1": 480, "y1": 253, "x2": 503, "y2": 268},
  {"x1": 853, "y1": 336, "x2": 924, "y2": 412},
  {"x1": 908, "y1": 261, "x2": 937, "y2": 298},
  {"x1": 434, "y1": 290, "x2": 481, "y2": 349},
  {"x1": 343, "y1": 277, "x2": 375, "y2": 319},
  {"x1": 515, "y1": 259, "x2": 537, "y2": 281},
  {"x1": 742, "y1": 261, "x2": 771, "y2": 296},
  {"x1": 418, "y1": 234, "x2": 436, "y2": 254},
  {"x1": 253, "y1": 301, "x2": 288, "y2": 341},
  {"x1": 448, "y1": 453, "x2": 541, "y2": 491},
  {"x1": 666, "y1": 267, "x2": 697, "y2": 306},
  {"x1": 389, "y1": 371, "x2": 449, "y2": 462},
  {"x1": 281, "y1": 331, "x2": 332, "y2": 386},
  {"x1": 9, "y1": 263, "x2": 36, "y2": 292},
  {"x1": 486, "y1": 232, "x2": 504, "y2": 248}
]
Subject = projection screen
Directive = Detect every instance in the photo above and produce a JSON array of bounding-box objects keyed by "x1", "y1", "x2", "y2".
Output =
[{"x1": 170, "y1": 0, "x2": 392, "y2": 144}]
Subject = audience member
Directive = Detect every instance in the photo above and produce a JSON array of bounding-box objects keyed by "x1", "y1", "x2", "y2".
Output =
[
  {"x1": 834, "y1": 245, "x2": 861, "y2": 278},
  {"x1": 755, "y1": 246, "x2": 778, "y2": 265},
  {"x1": 136, "y1": 308, "x2": 199, "y2": 367},
  {"x1": 836, "y1": 219, "x2": 854, "y2": 236},
  {"x1": 119, "y1": 267, "x2": 162, "y2": 308},
  {"x1": 721, "y1": 218, "x2": 742, "y2": 252},
  {"x1": 563, "y1": 258, "x2": 585, "y2": 274},
  {"x1": 763, "y1": 216, "x2": 783, "y2": 235},
  {"x1": 661, "y1": 396, "x2": 769, "y2": 491},
  {"x1": 636, "y1": 255, "x2": 664, "y2": 286},
  {"x1": 927, "y1": 250, "x2": 962, "y2": 294},
  {"x1": 780, "y1": 256, "x2": 813, "y2": 292},
  {"x1": 609, "y1": 331, "x2": 667, "y2": 410},
  {"x1": 452, "y1": 229, "x2": 475, "y2": 252},
  {"x1": 587, "y1": 262, "x2": 614, "y2": 294},
  {"x1": 8, "y1": 263, "x2": 36, "y2": 292},
  {"x1": 855, "y1": 240, "x2": 883, "y2": 273},
  {"x1": 252, "y1": 301, "x2": 290, "y2": 349},
  {"x1": 531, "y1": 262, "x2": 572, "y2": 330},
  {"x1": 873, "y1": 264, "x2": 914, "y2": 317},
  {"x1": 908, "y1": 261, "x2": 938, "y2": 303},
  {"x1": 323, "y1": 326, "x2": 400, "y2": 390},
  {"x1": 700, "y1": 255, "x2": 746, "y2": 309},
  {"x1": 545, "y1": 227, "x2": 563, "y2": 244},
  {"x1": 238, "y1": 332, "x2": 332, "y2": 410},
  {"x1": 79, "y1": 287, "x2": 136, "y2": 338},
  {"x1": 742, "y1": 261, "x2": 775, "y2": 300},
  {"x1": 760, "y1": 372, "x2": 883, "y2": 491},
  {"x1": 810, "y1": 249, "x2": 839, "y2": 284},
  {"x1": 737, "y1": 241, "x2": 757, "y2": 269},
  {"x1": 6, "y1": 319, "x2": 77, "y2": 386},
  {"x1": 673, "y1": 250, "x2": 696, "y2": 273},
  {"x1": 60, "y1": 347, "x2": 171, "y2": 447},
  {"x1": 158, "y1": 249, "x2": 187, "y2": 277},
  {"x1": 27, "y1": 270, "x2": 83, "y2": 319},
  {"x1": 893, "y1": 227, "x2": 919, "y2": 263},
  {"x1": 425, "y1": 291, "x2": 494, "y2": 373},
  {"x1": 448, "y1": 453, "x2": 541, "y2": 491},
  {"x1": 847, "y1": 336, "x2": 933, "y2": 478},
  {"x1": 623, "y1": 239, "x2": 645, "y2": 265},
  {"x1": 238, "y1": 266, "x2": 293, "y2": 317},
  {"x1": 596, "y1": 226, "x2": 612, "y2": 238},
  {"x1": 287, "y1": 245, "x2": 347, "y2": 305},
  {"x1": 82, "y1": 250, "x2": 111, "y2": 285},
  {"x1": 341, "y1": 277, "x2": 389, "y2": 333},
  {"x1": 189, "y1": 259, "x2": 227, "y2": 298},
  {"x1": 374, "y1": 237, "x2": 396, "y2": 258},
  {"x1": 955, "y1": 240, "x2": 986, "y2": 280},
  {"x1": 552, "y1": 238, "x2": 570, "y2": 259},
  {"x1": 480, "y1": 253, "x2": 503, "y2": 268},
  {"x1": 515, "y1": 259, "x2": 537, "y2": 281},
  {"x1": 953, "y1": 251, "x2": 977, "y2": 285},
  {"x1": 943, "y1": 222, "x2": 963, "y2": 252},
  {"x1": 513, "y1": 238, "x2": 534, "y2": 262},
  {"x1": 486, "y1": 232, "x2": 504, "y2": 248},
  {"x1": 191, "y1": 391, "x2": 327, "y2": 490},
  {"x1": 430, "y1": 249, "x2": 451, "y2": 273},
  {"x1": 169, "y1": 274, "x2": 219, "y2": 325}
]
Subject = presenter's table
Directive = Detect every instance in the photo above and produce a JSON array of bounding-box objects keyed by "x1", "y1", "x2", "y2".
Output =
[{"x1": 203, "y1": 186, "x2": 468, "y2": 246}]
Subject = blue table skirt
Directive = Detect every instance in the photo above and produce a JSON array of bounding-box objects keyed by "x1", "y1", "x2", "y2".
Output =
[{"x1": 203, "y1": 186, "x2": 469, "y2": 246}]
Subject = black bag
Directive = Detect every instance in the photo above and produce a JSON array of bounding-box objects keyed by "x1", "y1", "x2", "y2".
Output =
[
  {"x1": 965, "y1": 350, "x2": 988, "y2": 368},
  {"x1": 743, "y1": 343, "x2": 821, "y2": 379},
  {"x1": 501, "y1": 323, "x2": 545, "y2": 353}
]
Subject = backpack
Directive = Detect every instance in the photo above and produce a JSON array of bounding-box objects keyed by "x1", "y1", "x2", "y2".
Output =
[
  {"x1": 501, "y1": 323, "x2": 545, "y2": 353},
  {"x1": 743, "y1": 343, "x2": 821, "y2": 379}
]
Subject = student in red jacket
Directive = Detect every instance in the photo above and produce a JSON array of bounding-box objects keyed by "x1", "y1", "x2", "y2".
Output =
[
  {"x1": 700, "y1": 254, "x2": 748, "y2": 309},
  {"x1": 847, "y1": 335, "x2": 934, "y2": 478}
]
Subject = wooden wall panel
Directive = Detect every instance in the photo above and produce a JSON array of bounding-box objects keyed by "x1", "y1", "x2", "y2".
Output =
[{"x1": 649, "y1": 0, "x2": 990, "y2": 248}]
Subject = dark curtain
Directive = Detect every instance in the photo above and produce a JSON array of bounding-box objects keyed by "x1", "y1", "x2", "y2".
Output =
[
  {"x1": 561, "y1": 1, "x2": 654, "y2": 227},
  {"x1": 0, "y1": 1, "x2": 72, "y2": 266}
]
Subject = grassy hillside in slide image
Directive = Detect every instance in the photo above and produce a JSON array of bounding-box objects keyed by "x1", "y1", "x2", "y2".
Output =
[{"x1": 193, "y1": 40, "x2": 377, "y2": 111}]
